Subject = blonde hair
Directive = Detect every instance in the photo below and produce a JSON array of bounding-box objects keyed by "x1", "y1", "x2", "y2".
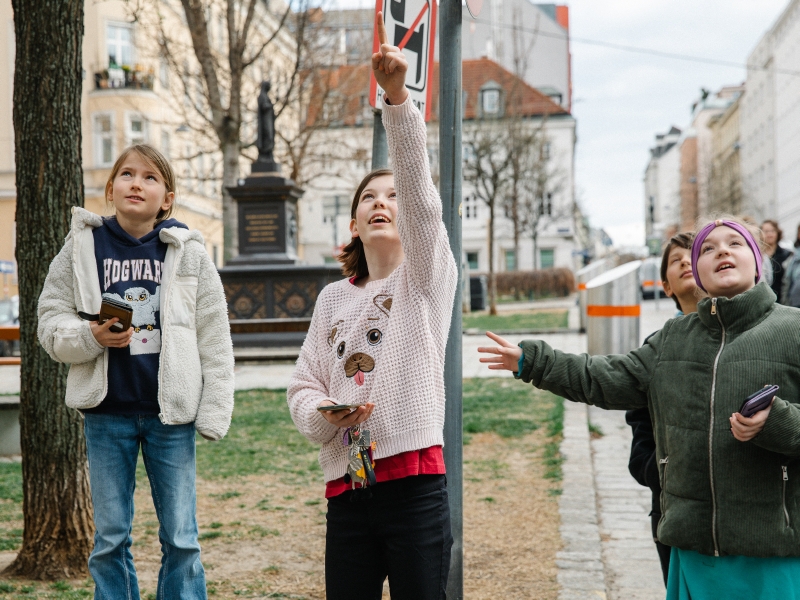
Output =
[{"x1": 105, "y1": 144, "x2": 177, "y2": 224}]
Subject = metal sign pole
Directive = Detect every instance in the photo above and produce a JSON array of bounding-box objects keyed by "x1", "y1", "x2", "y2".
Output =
[
  {"x1": 440, "y1": 0, "x2": 463, "y2": 596},
  {"x1": 371, "y1": 108, "x2": 388, "y2": 169}
]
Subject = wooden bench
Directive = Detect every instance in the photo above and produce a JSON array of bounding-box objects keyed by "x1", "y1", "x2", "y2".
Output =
[{"x1": 0, "y1": 325, "x2": 20, "y2": 366}]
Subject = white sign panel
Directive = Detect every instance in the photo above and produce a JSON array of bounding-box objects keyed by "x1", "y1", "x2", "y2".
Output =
[{"x1": 369, "y1": 0, "x2": 436, "y2": 121}]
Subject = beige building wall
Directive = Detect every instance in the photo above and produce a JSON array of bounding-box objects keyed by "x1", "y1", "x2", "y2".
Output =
[{"x1": 0, "y1": 0, "x2": 299, "y2": 295}]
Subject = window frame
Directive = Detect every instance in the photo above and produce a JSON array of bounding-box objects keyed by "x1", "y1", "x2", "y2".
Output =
[
  {"x1": 125, "y1": 112, "x2": 148, "y2": 147},
  {"x1": 93, "y1": 112, "x2": 115, "y2": 168},
  {"x1": 106, "y1": 20, "x2": 134, "y2": 68}
]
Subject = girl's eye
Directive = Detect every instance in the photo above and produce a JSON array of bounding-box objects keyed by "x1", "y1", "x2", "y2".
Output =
[
  {"x1": 367, "y1": 329, "x2": 382, "y2": 345},
  {"x1": 731, "y1": 240, "x2": 742, "y2": 246},
  {"x1": 361, "y1": 193, "x2": 373, "y2": 202},
  {"x1": 121, "y1": 170, "x2": 132, "y2": 177},
  {"x1": 337, "y1": 341, "x2": 346, "y2": 358},
  {"x1": 146, "y1": 175, "x2": 157, "y2": 181},
  {"x1": 702, "y1": 245, "x2": 713, "y2": 253}
]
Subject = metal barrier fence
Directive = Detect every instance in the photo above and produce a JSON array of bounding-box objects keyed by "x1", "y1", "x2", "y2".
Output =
[{"x1": 575, "y1": 259, "x2": 609, "y2": 333}]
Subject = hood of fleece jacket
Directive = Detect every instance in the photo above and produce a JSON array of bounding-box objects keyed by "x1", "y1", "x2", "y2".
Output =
[{"x1": 69, "y1": 207, "x2": 204, "y2": 248}]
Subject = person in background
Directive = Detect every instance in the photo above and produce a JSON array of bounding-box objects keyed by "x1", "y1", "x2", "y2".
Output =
[
  {"x1": 626, "y1": 232, "x2": 699, "y2": 585},
  {"x1": 761, "y1": 220, "x2": 792, "y2": 304},
  {"x1": 782, "y1": 225, "x2": 800, "y2": 308}
]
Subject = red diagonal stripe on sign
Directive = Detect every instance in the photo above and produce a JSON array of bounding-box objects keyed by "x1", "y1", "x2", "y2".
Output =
[{"x1": 397, "y1": 3, "x2": 429, "y2": 50}]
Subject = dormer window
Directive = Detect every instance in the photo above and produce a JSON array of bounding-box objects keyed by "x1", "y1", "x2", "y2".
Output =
[{"x1": 479, "y1": 82, "x2": 503, "y2": 117}]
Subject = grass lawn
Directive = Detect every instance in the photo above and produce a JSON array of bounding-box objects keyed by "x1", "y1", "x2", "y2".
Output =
[
  {"x1": 463, "y1": 309, "x2": 568, "y2": 332},
  {"x1": 0, "y1": 382, "x2": 563, "y2": 599}
]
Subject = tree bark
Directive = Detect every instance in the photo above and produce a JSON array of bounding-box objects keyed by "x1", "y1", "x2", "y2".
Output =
[
  {"x1": 7, "y1": 0, "x2": 94, "y2": 580},
  {"x1": 222, "y1": 140, "x2": 240, "y2": 263}
]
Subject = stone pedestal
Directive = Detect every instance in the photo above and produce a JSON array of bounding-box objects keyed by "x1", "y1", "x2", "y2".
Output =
[{"x1": 219, "y1": 170, "x2": 342, "y2": 354}]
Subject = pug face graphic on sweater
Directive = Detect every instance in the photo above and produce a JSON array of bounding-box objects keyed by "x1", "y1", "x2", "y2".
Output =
[
  {"x1": 103, "y1": 286, "x2": 161, "y2": 355},
  {"x1": 329, "y1": 294, "x2": 392, "y2": 387}
]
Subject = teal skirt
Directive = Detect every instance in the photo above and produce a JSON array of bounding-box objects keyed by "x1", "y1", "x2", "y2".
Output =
[{"x1": 667, "y1": 547, "x2": 800, "y2": 600}]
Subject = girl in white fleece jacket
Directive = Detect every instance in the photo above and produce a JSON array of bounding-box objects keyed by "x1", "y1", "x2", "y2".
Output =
[
  {"x1": 38, "y1": 144, "x2": 233, "y2": 600},
  {"x1": 287, "y1": 15, "x2": 457, "y2": 600}
]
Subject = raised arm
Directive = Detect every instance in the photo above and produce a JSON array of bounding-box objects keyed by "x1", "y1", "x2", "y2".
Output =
[{"x1": 373, "y1": 12, "x2": 457, "y2": 303}]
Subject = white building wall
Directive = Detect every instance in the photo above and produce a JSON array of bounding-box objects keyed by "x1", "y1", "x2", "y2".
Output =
[
  {"x1": 447, "y1": 2, "x2": 570, "y2": 110},
  {"x1": 741, "y1": 0, "x2": 800, "y2": 234}
]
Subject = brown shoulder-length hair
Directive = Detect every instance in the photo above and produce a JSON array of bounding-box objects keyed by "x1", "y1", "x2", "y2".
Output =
[
  {"x1": 105, "y1": 144, "x2": 177, "y2": 225},
  {"x1": 338, "y1": 168, "x2": 393, "y2": 278}
]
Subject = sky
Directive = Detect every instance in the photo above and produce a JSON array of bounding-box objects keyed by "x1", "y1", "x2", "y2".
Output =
[{"x1": 333, "y1": 0, "x2": 791, "y2": 247}]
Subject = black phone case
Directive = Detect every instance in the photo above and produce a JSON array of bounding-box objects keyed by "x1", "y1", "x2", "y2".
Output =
[{"x1": 740, "y1": 385, "x2": 779, "y2": 418}]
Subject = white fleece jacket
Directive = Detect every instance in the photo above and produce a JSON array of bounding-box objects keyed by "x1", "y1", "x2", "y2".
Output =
[
  {"x1": 287, "y1": 98, "x2": 458, "y2": 483},
  {"x1": 37, "y1": 207, "x2": 235, "y2": 440}
]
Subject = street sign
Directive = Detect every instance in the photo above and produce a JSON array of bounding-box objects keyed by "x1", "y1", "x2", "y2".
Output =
[
  {"x1": 369, "y1": 0, "x2": 437, "y2": 121},
  {"x1": 0, "y1": 261, "x2": 14, "y2": 275},
  {"x1": 466, "y1": 0, "x2": 483, "y2": 18}
]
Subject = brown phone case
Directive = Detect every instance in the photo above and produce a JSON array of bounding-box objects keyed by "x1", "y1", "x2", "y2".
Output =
[{"x1": 99, "y1": 299, "x2": 133, "y2": 333}]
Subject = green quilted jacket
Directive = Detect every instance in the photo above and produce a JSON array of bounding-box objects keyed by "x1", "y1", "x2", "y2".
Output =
[{"x1": 518, "y1": 282, "x2": 800, "y2": 557}]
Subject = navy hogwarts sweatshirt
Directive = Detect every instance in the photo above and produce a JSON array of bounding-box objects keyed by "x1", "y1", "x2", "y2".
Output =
[{"x1": 84, "y1": 216, "x2": 188, "y2": 415}]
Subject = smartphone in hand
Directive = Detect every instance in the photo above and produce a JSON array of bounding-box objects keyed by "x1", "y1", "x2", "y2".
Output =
[
  {"x1": 317, "y1": 404, "x2": 355, "y2": 412},
  {"x1": 740, "y1": 385, "x2": 779, "y2": 418}
]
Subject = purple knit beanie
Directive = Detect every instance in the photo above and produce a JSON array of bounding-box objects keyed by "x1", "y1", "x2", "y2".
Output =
[{"x1": 690, "y1": 219, "x2": 763, "y2": 292}]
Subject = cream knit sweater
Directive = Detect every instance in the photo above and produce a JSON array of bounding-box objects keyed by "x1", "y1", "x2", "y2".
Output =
[{"x1": 287, "y1": 98, "x2": 458, "y2": 483}]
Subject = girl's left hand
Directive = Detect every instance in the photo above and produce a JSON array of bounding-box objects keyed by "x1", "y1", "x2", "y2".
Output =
[
  {"x1": 478, "y1": 331, "x2": 523, "y2": 372},
  {"x1": 372, "y1": 12, "x2": 409, "y2": 106},
  {"x1": 730, "y1": 399, "x2": 774, "y2": 442}
]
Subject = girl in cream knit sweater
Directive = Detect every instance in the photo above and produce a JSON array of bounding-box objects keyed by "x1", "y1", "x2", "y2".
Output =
[{"x1": 287, "y1": 14, "x2": 457, "y2": 600}]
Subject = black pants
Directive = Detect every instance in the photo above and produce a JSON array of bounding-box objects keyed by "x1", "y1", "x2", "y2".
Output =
[
  {"x1": 325, "y1": 474, "x2": 453, "y2": 600},
  {"x1": 651, "y1": 510, "x2": 671, "y2": 585}
]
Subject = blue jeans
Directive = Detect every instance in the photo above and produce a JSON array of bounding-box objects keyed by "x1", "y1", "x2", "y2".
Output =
[{"x1": 84, "y1": 413, "x2": 206, "y2": 600}]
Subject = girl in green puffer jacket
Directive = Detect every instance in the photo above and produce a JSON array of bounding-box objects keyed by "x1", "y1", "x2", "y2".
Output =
[{"x1": 479, "y1": 217, "x2": 800, "y2": 599}]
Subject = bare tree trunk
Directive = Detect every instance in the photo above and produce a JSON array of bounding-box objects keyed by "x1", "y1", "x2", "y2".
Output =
[
  {"x1": 222, "y1": 140, "x2": 240, "y2": 263},
  {"x1": 488, "y1": 201, "x2": 497, "y2": 315},
  {"x1": 7, "y1": 0, "x2": 94, "y2": 579}
]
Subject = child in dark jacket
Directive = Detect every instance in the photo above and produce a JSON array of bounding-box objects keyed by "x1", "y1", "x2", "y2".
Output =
[
  {"x1": 625, "y1": 231, "x2": 698, "y2": 585},
  {"x1": 480, "y1": 217, "x2": 800, "y2": 599}
]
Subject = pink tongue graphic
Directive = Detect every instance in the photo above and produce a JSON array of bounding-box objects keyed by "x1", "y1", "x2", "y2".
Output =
[{"x1": 354, "y1": 371, "x2": 365, "y2": 386}]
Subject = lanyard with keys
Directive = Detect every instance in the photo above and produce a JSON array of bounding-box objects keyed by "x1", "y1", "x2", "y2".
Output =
[{"x1": 343, "y1": 424, "x2": 377, "y2": 488}]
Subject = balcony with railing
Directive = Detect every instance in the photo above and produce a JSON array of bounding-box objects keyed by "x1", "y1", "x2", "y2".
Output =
[{"x1": 94, "y1": 63, "x2": 154, "y2": 91}]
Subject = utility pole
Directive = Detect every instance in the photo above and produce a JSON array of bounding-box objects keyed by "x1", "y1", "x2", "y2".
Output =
[{"x1": 439, "y1": 0, "x2": 463, "y2": 596}]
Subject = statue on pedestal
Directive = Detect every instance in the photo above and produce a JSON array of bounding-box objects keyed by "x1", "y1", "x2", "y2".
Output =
[{"x1": 255, "y1": 81, "x2": 280, "y2": 173}]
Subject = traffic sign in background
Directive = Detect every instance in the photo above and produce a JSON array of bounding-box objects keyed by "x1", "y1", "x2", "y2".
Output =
[{"x1": 369, "y1": 0, "x2": 436, "y2": 121}]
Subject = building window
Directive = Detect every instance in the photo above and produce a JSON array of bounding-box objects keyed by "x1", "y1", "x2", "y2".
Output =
[
  {"x1": 159, "y1": 57, "x2": 169, "y2": 90},
  {"x1": 544, "y1": 192, "x2": 553, "y2": 216},
  {"x1": 161, "y1": 130, "x2": 170, "y2": 159},
  {"x1": 504, "y1": 249, "x2": 516, "y2": 271},
  {"x1": 107, "y1": 22, "x2": 133, "y2": 67},
  {"x1": 463, "y1": 194, "x2": 479, "y2": 219},
  {"x1": 539, "y1": 248, "x2": 555, "y2": 269},
  {"x1": 481, "y1": 88, "x2": 501, "y2": 116},
  {"x1": 126, "y1": 114, "x2": 147, "y2": 146},
  {"x1": 466, "y1": 252, "x2": 479, "y2": 270},
  {"x1": 93, "y1": 113, "x2": 114, "y2": 167}
]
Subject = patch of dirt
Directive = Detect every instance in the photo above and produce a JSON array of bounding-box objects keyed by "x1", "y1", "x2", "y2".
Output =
[{"x1": 0, "y1": 429, "x2": 561, "y2": 599}]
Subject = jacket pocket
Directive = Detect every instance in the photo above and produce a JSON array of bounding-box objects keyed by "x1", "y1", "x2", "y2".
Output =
[
  {"x1": 782, "y1": 464, "x2": 790, "y2": 528},
  {"x1": 169, "y1": 276, "x2": 198, "y2": 329},
  {"x1": 54, "y1": 323, "x2": 96, "y2": 364}
]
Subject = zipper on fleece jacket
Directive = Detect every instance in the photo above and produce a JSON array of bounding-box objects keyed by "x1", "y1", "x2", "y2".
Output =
[
  {"x1": 709, "y1": 297, "x2": 724, "y2": 556},
  {"x1": 156, "y1": 238, "x2": 185, "y2": 425},
  {"x1": 783, "y1": 465, "x2": 790, "y2": 528}
]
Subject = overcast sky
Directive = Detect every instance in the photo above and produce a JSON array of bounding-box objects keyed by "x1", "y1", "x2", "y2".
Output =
[{"x1": 333, "y1": 0, "x2": 791, "y2": 247}]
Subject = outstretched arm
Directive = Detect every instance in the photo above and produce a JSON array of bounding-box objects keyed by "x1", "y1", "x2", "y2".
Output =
[{"x1": 374, "y1": 12, "x2": 457, "y2": 310}]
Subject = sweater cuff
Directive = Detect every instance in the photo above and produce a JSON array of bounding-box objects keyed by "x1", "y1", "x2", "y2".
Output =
[{"x1": 381, "y1": 94, "x2": 417, "y2": 125}]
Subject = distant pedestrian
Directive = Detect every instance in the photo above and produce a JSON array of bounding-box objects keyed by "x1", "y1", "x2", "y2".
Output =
[
  {"x1": 38, "y1": 144, "x2": 234, "y2": 599},
  {"x1": 761, "y1": 219, "x2": 792, "y2": 303},
  {"x1": 480, "y1": 216, "x2": 800, "y2": 599},
  {"x1": 625, "y1": 231, "x2": 699, "y2": 585},
  {"x1": 287, "y1": 14, "x2": 457, "y2": 600}
]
